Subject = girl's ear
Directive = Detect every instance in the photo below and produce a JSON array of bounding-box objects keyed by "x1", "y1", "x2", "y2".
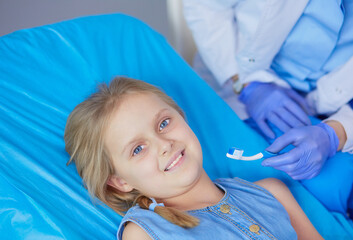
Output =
[{"x1": 107, "y1": 175, "x2": 134, "y2": 193}]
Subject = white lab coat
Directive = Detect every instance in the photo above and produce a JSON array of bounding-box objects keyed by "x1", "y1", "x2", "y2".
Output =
[{"x1": 183, "y1": 0, "x2": 353, "y2": 153}]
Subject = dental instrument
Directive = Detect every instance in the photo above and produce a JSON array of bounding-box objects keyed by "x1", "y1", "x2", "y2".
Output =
[{"x1": 226, "y1": 147, "x2": 277, "y2": 161}]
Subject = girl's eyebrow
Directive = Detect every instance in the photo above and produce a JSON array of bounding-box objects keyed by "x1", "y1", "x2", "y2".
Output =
[
  {"x1": 121, "y1": 108, "x2": 170, "y2": 155},
  {"x1": 122, "y1": 140, "x2": 139, "y2": 157},
  {"x1": 153, "y1": 108, "x2": 169, "y2": 124}
]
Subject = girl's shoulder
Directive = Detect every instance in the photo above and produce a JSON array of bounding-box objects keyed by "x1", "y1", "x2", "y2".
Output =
[
  {"x1": 117, "y1": 206, "x2": 155, "y2": 240},
  {"x1": 117, "y1": 205, "x2": 180, "y2": 240},
  {"x1": 121, "y1": 221, "x2": 152, "y2": 240},
  {"x1": 215, "y1": 177, "x2": 275, "y2": 198}
]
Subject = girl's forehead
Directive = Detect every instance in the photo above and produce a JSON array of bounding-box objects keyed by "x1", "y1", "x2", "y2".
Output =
[
  {"x1": 118, "y1": 92, "x2": 169, "y2": 110},
  {"x1": 109, "y1": 93, "x2": 170, "y2": 128},
  {"x1": 113, "y1": 91, "x2": 184, "y2": 122}
]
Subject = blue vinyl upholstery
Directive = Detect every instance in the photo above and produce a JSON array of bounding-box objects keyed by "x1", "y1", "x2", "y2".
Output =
[{"x1": 0, "y1": 14, "x2": 352, "y2": 239}]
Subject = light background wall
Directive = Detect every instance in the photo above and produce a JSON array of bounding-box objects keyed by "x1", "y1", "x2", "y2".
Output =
[{"x1": 0, "y1": 0, "x2": 196, "y2": 64}]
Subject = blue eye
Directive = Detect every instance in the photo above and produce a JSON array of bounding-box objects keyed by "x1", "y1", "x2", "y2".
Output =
[
  {"x1": 133, "y1": 145, "x2": 144, "y2": 156},
  {"x1": 159, "y1": 119, "x2": 170, "y2": 131}
]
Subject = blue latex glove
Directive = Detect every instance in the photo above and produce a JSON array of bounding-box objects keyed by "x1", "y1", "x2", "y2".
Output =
[
  {"x1": 262, "y1": 123, "x2": 339, "y2": 180},
  {"x1": 239, "y1": 82, "x2": 312, "y2": 139}
]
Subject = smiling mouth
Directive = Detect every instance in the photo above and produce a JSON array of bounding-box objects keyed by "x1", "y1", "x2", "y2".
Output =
[{"x1": 164, "y1": 150, "x2": 184, "y2": 171}]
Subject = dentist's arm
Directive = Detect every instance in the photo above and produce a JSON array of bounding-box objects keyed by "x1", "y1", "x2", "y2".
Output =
[
  {"x1": 183, "y1": 0, "x2": 241, "y2": 85},
  {"x1": 324, "y1": 104, "x2": 353, "y2": 152},
  {"x1": 325, "y1": 120, "x2": 347, "y2": 151}
]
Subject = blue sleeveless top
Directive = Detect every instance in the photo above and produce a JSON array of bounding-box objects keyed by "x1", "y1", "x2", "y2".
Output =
[
  {"x1": 271, "y1": 0, "x2": 353, "y2": 92},
  {"x1": 117, "y1": 178, "x2": 297, "y2": 240}
]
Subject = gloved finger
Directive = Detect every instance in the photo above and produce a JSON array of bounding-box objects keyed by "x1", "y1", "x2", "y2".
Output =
[
  {"x1": 267, "y1": 161, "x2": 299, "y2": 174},
  {"x1": 291, "y1": 168, "x2": 320, "y2": 180},
  {"x1": 284, "y1": 100, "x2": 311, "y2": 125},
  {"x1": 288, "y1": 162, "x2": 316, "y2": 179},
  {"x1": 265, "y1": 130, "x2": 298, "y2": 153},
  {"x1": 275, "y1": 107, "x2": 306, "y2": 128},
  {"x1": 262, "y1": 148, "x2": 301, "y2": 167},
  {"x1": 291, "y1": 157, "x2": 323, "y2": 180},
  {"x1": 305, "y1": 171, "x2": 320, "y2": 180},
  {"x1": 266, "y1": 111, "x2": 291, "y2": 133},
  {"x1": 286, "y1": 89, "x2": 313, "y2": 115},
  {"x1": 256, "y1": 119, "x2": 275, "y2": 139}
]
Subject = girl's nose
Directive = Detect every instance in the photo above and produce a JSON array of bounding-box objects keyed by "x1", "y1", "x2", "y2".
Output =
[{"x1": 158, "y1": 138, "x2": 173, "y2": 156}]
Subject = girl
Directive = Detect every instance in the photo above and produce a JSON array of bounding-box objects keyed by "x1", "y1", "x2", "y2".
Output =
[{"x1": 64, "y1": 77, "x2": 322, "y2": 239}]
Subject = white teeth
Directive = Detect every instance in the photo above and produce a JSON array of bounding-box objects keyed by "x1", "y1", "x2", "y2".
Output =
[{"x1": 166, "y1": 153, "x2": 183, "y2": 171}]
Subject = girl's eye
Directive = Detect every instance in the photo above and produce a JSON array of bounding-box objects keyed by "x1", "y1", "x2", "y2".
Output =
[
  {"x1": 133, "y1": 145, "x2": 144, "y2": 156},
  {"x1": 159, "y1": 119, "x2": 170, "y2": 131}
]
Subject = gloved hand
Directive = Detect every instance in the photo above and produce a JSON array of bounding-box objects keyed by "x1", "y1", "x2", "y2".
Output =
[
  {"x1": 262, "y1": 123, "x2": 339, "y2": 180},
  {"x1": 239, "y1": 82, "x2": 312, "y2": 139}
]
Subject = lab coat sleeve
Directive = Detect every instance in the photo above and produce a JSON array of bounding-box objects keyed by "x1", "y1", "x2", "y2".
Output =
[
  {"x1": 306, "y1": 55, "x2": 353, "y2": 114},
  {"x1": 241, "y1": 69, "x2": 291, "y2": 88},
  {"x1": 324, "y1": 105, "x2": 353, "y2": 154},
  {"x1": 183, "y1": 0, "x2": 241, "y2": 86}
]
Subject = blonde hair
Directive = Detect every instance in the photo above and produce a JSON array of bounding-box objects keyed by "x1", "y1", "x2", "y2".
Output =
[{"x1": 64, "y1": 77, "x2": 199, "y2": 228}]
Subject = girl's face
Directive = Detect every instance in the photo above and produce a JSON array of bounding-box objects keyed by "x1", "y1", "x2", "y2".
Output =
[{"x1": 105, "y1": 92, "x2": 203, "y2": 200}]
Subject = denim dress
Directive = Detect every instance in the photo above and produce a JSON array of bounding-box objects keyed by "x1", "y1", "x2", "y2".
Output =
[{"x1": 117, "y1": 178, "x2": 297, "y2": 240}]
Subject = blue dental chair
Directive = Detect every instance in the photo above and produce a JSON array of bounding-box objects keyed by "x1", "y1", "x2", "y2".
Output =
[{"x1": 1, "y1": 14, "x2": 352, "y2": 239}]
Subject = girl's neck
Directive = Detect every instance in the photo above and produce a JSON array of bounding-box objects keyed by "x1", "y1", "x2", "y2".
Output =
[{"x1": 160, "y1": 170, "x2": 224, "y2": 211}]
